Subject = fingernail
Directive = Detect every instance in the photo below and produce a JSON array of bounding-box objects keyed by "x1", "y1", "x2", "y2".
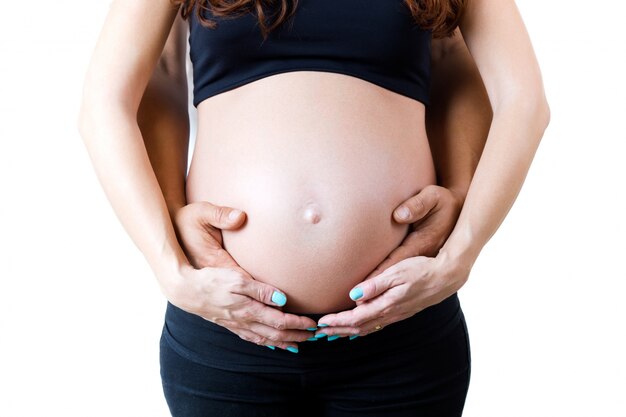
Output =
[
  {"x1": 271, "y1": 291, "x2": 287, "y2": 306},
  {"x1": 286, "y1": 346, "x2": 299, "y2": 353},
  {"x1": 266, "y1": 345, "x2": 276, "y2": 350},
  {"x1": 318, "y1": 323, "x2": 329, "y2": 327},
  {"x1": 349, "y1": 287, "x2": 363, "y2": 301},
  {"x1": 306, "y1": 327, "x2": 318, "y2": 331},
  {"x1": 307, "y1": 337, "x2": 318, "y2": 342},
  {"x1": 327, "y1": 335, "x2": 341, "y2": 341},
  {"x1": 229, "y1": 210, "x2": 242, "y2": 220},
  {"x1": 315, "y1": 333, "x2": 327, "y2": 339},
  {"x1": 395, "y1": 206, "x2": 410, "y2": 220},
  {"x1": 349, "y1": 335, "x2": 359, "y2": 340}
]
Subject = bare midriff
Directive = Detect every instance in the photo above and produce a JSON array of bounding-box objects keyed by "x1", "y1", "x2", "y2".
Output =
[{"x1": 186, "y1": 71, "x2": 436, "y2": 314}]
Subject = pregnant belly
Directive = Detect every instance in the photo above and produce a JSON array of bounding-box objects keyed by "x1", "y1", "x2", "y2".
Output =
[
  {"x1": 187, "y1": 133, "x2": 435, "y2": 314},
  {"x1": 186, "y1": 72, "x2": 435, "y2": 314}
]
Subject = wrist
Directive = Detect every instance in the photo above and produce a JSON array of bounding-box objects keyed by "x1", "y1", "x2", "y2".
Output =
[
  {"x1": 148, "y1": 244, "x2": 192, "y2": 298},
  {"x1": 444, "y1": 184, "x2": 469, "y2": 207},
  {"x1": 437, "y1": 229, "x2": 480, "y2": 277},
  {"x1": 166, "y1": 199, "x2": 186, "y2": 223},
  {"x1": 434, "y1": 244, "x2": 474, "y2": 291}
]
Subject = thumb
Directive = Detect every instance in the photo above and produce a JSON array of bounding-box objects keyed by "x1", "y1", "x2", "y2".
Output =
[
  {"x1": 193, "y1": 201, "x2": 247, "y2": 230},
  {"x1": 348, "y1": 274, "x2": 394, "y2": 303},
  {"x1": 393, "y1": 185, "x2": 440, "y2": 224}
]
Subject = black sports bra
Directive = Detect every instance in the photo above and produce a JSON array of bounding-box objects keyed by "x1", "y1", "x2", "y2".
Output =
[{"x1": 188, "y1": 0, "x2": 432, "y2": 108}]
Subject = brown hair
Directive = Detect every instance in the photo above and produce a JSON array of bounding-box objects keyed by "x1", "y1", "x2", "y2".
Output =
[{"x1": 172, "y1": 0, "x2": 466, "y2": 40}]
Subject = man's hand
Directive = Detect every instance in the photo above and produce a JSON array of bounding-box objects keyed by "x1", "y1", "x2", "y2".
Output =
[
  {"x1": 363, "y1": 184, "x2": 464, "y2": 281},
  {"x1": 174, "y1": 202, "x2": 246, "y2": 269}
]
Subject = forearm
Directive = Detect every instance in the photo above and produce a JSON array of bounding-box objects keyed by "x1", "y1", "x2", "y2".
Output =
[
  {"x1": 138, "y1": 69, "x2": 189, "y2": 220},
  {"x1": 434, "y1": 0, "x2": 552, "y2": 271},
  {"x1": 427, "y1": 28, "x2": 492, "y2": 202},
  {"x1": 138, "y1": 12, "x2": 189, "y2": 221},
  {"x1": 440, "y1": 98, "x2": 550, "y2": 267},
  {"x1": 79, "y1": 103, "x2": 188, "y2": 286}
]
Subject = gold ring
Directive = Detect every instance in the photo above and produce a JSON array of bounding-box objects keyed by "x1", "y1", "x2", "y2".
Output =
[{"x1": 374, "y1": 324, "x2": 383, "y2": 331}]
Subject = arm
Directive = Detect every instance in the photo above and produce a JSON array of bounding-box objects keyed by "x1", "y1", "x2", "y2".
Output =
[
  {"x1": 318, "y1": 0, "x2": 549, "y2": 334},
  {"x1": 360, "y1": 28, "x2": 492, "y2": 279},
  {"x1": 79, "y1": 0, "x2": 316, "y2": 350},
  {"x1": 427, "y1": 27, "x2": 492, "y2": 203},
  {"x1": 137, "y1": 10, "x2": 189, "y2": 222},
  {"x1": 441, "y1": 0, "x2": 550, "y2": 268},
  {"x1": 137, "y1": 12, "x2": 244, "y2": 269},
  {"x1": 79, "y1": 0, "x2": 187, "y2": 282}
]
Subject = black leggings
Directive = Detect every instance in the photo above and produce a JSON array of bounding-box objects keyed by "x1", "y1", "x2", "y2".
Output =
[{"x1": 159, "y1": 293, "x2": 471, "y2": 417}]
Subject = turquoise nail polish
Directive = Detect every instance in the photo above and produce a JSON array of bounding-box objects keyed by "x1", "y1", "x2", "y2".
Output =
[
  {"x1": 266, "y1": 345, "x2": 276, "y2": 350},
  {"x1": 318, "y1": 323, "x2": 329, "y2": 327},
  {"x1": 315, "y1": 333, "x2": 327, "y2": 339},
  {"x1": 306, "y1": 327, "x2": 318, "y2": 331},
  {"x1": 286, "y1": 346, "x2": 299, "y2": 353},
  {"x1": 271, "y1": 291, "x2": 287, "y2": 306},
  {"x1": 307, "y1": 337, "x2": 318, "y2": 342},
  {"x1": 349, "y1": 335, "x2": 359, "y2": 340},
  {"x1": 327, "y1": 335, "x2": 341, "y2": 341},
  {"x1": 349, "y1": 287, "x2": 363, "y2": 301}
]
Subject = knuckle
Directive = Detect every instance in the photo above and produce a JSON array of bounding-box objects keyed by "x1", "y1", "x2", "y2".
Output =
[
  {"x1": 243, "y1": 334, "x2": 264, "y2": 345},
  {"x1": 239, "y1": 307, "x2": 255, "y2": 322},
  {"x1": 222, "y1": 307, "x2": 237, "y2": 321},
  {"x1": 412, "y1": 196, "x2": 426, "y2": 214},
  {"x1": 380, "y1": 305, "x2": 394, "y2": 316},
  {"x1": 266, "y1": 329, "x2": 282, "y2": 341},
  {"x1": 229, "y1": 274, "x2": 247, "y2": 293},
  {"x1": 424, "y1": 184, "x2": 441, "y2": 196},
  {"x1": 251, "y1": 335, "x2": 266, "y2": 345},
  {"x1": 273, "y1": 320, "x2": 286, "y2": 331},
  {"x1": 350, "y1": 317, "x2": 365, "y2": 327},
  {"x1": 371, "y1": 279, "x2": 382, "y2": 294},
  {"x1": 238, "y1": 333, "x2": 254, "y2": 343},
  {"x1": 212, "y1": 206, "x2": 228, "y2": 224}
]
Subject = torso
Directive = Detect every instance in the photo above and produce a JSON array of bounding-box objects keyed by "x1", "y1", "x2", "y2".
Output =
[{"x1": 186, "y1": 70, "x2": 435, "y2": 314}]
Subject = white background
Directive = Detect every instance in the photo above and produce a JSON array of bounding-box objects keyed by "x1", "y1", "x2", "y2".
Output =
[{"x1": 1, "y1": 0, "x2": 625, "y2": 416}]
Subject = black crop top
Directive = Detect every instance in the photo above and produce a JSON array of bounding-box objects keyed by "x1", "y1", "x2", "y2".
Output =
[{"x1": 188, "y1": 0, "x2": 432, "y2": 108}]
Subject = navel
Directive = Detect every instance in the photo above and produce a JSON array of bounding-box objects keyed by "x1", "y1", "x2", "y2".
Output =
[{"x1": 302, "y1": 202, "x2": 322, "y2": 224}]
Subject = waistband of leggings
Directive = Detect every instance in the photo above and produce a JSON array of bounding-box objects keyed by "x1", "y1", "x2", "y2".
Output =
[{"x1": 162, "y1": 292, "x2": 462, "y2": 373}]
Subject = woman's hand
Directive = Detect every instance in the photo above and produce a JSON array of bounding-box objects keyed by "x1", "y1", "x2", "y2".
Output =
[
  {"x1": 167, "y1": 201, "x2": 317, "y2": 352},
  {"x1": 164, "y1": 263, "x2": 317, "y2": 352},
  {"x1": 315, "y1": 252, "x2": 470, "y2": 337},
  {"x1": 315, "y1": 185, "x2": 467, "y2": 336}
]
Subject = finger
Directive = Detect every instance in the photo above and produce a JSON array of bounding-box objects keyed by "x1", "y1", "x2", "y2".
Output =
[
  {"x1": 248, "y1": 303, "x2": 319, "y2": 332},
  {"x1": 347, "y1": 271, "x2": 396, "y2": 303},
  {"x1": 346, "y1": 314, "x2": 406, "y2": 337},
  {"x1": 316, "y1": 300, "x2": 386, "y2": 329},
  {"x1": 229, "y1": 327, "x2": 300, "y2": 352},
  {"x1": 234, "y1": 277, "x2": 289, "y2": 308},
  {"x1": 190, "y1": 247, "x2": 240, "y2": 269},
  {"x1": 245, "y1": 321, "x2": 315, "y2": 343},
  {"x1": 363, "y1": 244, "x2": 417, "y2": 281},
  {"x1": 193, "y1": 201, "x2": 247, "y2": 230},
  {"x1": 393, "y1": 185, "x2": 442, "y2": 224},
  {"x1": 231, "y1": 277, "x2": 318, "y2": 329}
]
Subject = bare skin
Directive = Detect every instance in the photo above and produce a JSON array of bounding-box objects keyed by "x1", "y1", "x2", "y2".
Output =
[
  {"x1": 79, "y1": 0, "x2": 548, "y2": 352},
  {"x1": 139, "y1": 14, "x2": 492, "y2": 349}
]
